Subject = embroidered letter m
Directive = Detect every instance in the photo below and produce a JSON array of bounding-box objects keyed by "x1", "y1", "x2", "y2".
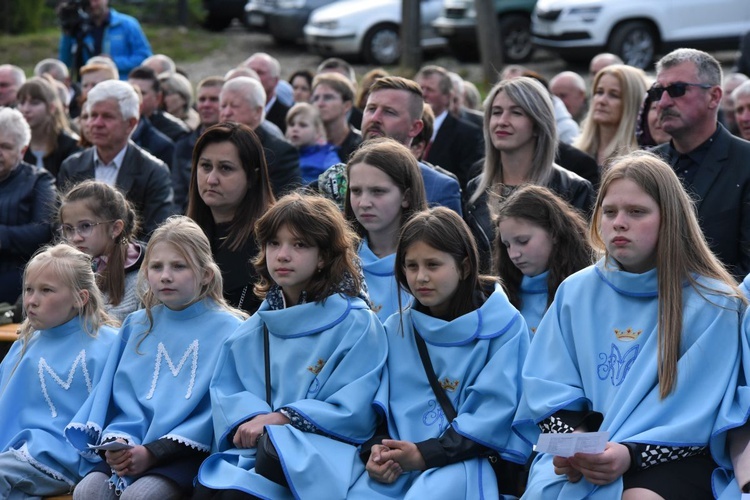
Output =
[
  {"x1": 38, "y1": 350, "x2": 93, "y2": 418},
  {"x1": 147, "y1": 340, "x2": 199, "y2": 400}
]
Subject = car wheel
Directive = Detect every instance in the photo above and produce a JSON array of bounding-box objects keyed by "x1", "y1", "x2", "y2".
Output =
[
  {"x1": 608, "y1": 21, "x2": 657, "y2": 70},
  {"x1": 363, "y1": 24, "x2": 401, "y2": 65},
  {"x1": 500, "y1": 14, "x2": 534, "y2": 63}
]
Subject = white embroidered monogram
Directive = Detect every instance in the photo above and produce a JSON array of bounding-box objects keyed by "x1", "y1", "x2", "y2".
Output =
[
  {"x1": 146, "y1": 340, "x2": 199, "y2": 400},
  {"x1": 38, "y1": 350, "x2": 92, "y2": 418}
]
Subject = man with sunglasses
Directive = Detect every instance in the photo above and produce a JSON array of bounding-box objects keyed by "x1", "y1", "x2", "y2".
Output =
[{"x1": 652, "y1": 48, "x2": 750, "y2": 280}]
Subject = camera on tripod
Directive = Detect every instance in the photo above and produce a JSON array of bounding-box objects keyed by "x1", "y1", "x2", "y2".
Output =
[{"x1": 57, "y1": 0, "x2": 92, "y2": 37}]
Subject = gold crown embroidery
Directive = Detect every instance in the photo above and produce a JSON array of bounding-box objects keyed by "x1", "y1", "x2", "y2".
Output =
[
  {"x1": 307, "y1": 359, "x2": 325, "y2": 375},
  {"x1": 614, "y1": 327, "x2": 642, "y2": 342},
  {"x1": 440, "y1": 377, "x2": 459, "y2": 392}
]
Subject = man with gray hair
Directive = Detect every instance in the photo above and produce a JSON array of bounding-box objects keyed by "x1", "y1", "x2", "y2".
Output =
[
  {"x1": 721, "y1": 72, "x2": 749, "y2": 136},
  {"x1": 219, "y1": 76, "x2": 300, "y2": 196},
  {"x1": 733, "y1": 80, "x2": 750, "y2": 141},
  {"x1": 652, "y1": 48, "x2": 750, "y2": 278},
  {"x1": 0, "y1": 107, "x2": 56, "y2": 303},
  {"x1": 59, "y1": 80, "x2": 175, "y2": 238},
  {"x1": 244, "y1": 53, "x2": 290, "y2": 133},
  {"x1": 0, "y1": 65, "x2": 26, "y2": 108},
  {"x1": 416, "y1": 64, "x2": 483, "y2": 191},
  {"x1": 550, "y1": 71, "x2": 588, "y2": 123}
]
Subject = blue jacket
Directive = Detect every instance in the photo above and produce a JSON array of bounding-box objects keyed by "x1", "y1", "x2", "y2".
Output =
[
  {"x1": 59, "y1": 8, "x2": 152, "y2": 78},
  {"x1": 299, "y1": 144, "x2": 341, "y2": 184}
]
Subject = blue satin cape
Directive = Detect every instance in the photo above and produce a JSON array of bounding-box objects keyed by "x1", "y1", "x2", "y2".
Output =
[
  {"x1": 349, "y1": 284, "x2": 531, "y2": 499},
  {"x1": 513, "y1": 258, "x2": 742, "y2": 499},
  {"x1": 359, "y1": 239, "x2": 411, "y2": 322},
  {"x1": 519, "y1": 271, "x2": 549, "y2": 335},
  {"x1": 65, "y1": 299, "x2": 242, "y2": 490},
  {"x1": 0, "y1": 317, "x2": 116, "y2": 487},
  {"x1": 197, "y1": 293, "x2": 387, "y2": 500}
]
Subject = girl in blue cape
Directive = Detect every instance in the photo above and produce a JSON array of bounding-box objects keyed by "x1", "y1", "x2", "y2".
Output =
[
  {"x1": 495, "y1": 184, "x2": 594, "y2": 334},
  {"x1": 345, "y1": 138, "x2": 428, "y2": 322},
  {"x1": 59, "y1": 180, "x2": 145, "y2": 323},
  {"x1": 66, "y1": 217, "x2": 246, "y2": 499},
  {"x1": 350, "y1": 207, "x2": 531, "y2": 499},
  {"x1": 194, "y1": 193, "x2": 387, "y2": 500},
  {"x1": 513, "y1": 151, "x2": 744, "y2": 499},
  {"x1": 0, "y1": 244, "x2": 117, "y2": 498}
]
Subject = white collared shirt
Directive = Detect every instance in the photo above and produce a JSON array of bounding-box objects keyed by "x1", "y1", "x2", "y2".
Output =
[
  {"x1": 94, "y1": 145, "x2": 128, "y2": 186},
  {"x1": 431, "y1": 110, "x2": 448, "y2": 142},
  {"x1": 265, "y1": 94, "x2": 277, "y2": 114}
]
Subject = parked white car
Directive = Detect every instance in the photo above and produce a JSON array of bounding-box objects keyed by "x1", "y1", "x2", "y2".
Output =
[
  {"x1": 304, "y1": 0, "x2": 446, "y2": 65},
  {"x1": 532, "y1": 0, "x2": 750, "y2": 69}
]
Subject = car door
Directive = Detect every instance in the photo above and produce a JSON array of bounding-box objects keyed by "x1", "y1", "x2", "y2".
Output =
[
  {"x1": 421, "y1": 0, "x2": 447, "y2": 42},
  {"x1": 661, "y1": 0, "x2": 750, "y2": 43}
]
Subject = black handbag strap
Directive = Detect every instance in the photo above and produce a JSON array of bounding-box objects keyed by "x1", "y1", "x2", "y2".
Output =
[
  {"x1": 263, "y1": 324, "x2": 271, "y2": 406},
  {"x1": 414, "y1": 329, "x2": 457, "y2": 422}
]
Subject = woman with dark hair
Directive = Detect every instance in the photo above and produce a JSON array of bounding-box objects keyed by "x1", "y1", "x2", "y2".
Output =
[
  {"x1": 289, "y1": 69, "x2": 314, "y2": 103},
  {"x1": 345, "y1": 138, "x2": 428, "y2": 322},
  {"x1": 17, "y1": 76, "x2": 80, "y2": 177},
  {"x1": 187, "y1": 122, "x2": 275, "y2": 313}
]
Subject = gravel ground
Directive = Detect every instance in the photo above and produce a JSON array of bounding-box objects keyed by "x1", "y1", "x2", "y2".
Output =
[{"x1": 179, "y1": 24, "x2": 739, "y2": 88}]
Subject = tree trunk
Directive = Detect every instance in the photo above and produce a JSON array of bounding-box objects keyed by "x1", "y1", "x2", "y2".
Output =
[{"x1": 475, "y1": 0, "x2": 503, "y2": 85}]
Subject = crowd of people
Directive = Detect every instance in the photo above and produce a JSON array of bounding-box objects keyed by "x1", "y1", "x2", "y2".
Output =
[{"x1": 2, "y1": 7, "x2": 750, "y2": 497}]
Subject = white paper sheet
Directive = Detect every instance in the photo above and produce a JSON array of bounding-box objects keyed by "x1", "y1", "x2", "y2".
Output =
[
  {"x1": 535, "y1": 432, "x2": 609, "y2": 457},
  {"x1": 86, "y1": 441, "x2": 133, "y2": 452}
]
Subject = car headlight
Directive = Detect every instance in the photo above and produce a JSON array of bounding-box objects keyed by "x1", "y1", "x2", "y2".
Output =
[
  {"x1": 568, "y1": 5, "x2": 602, "y2": 22},
  {"x1": 277, "y1": 0, "x2": 305, "y2": 8},
  {"x1": 312, "y1": 19, "x2": 338, "y2": 30}
]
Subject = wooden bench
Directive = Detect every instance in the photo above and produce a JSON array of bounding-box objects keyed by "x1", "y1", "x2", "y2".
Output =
[
  {"x1": 44, "y1": 496, "x2": 73, "y2": 500},
  {"x1": 0, "y1": 322, "x2": 19, "y2": 361}
]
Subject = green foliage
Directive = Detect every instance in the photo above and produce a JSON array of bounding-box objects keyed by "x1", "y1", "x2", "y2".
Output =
[
  {"x1": 1, "y1": 0, "x2": 55, "y2": 34},
  {"x1": 112, "y1": 0, "x2": 206, "y2": 26}
]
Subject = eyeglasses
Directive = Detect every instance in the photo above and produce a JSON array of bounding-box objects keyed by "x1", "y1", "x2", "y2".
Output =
[
  {"x1": 647, "y1": 82, "x2": 712, "y2": 101},
  {"x1": 58, "y1": 221, "x2": 114, "y2": 239}
]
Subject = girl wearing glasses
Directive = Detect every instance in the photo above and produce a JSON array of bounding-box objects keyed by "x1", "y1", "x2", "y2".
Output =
[
  {"x1": 59, "y1": 180, "x2": 144, "y2": 323},
  {"x1": 574, "y1": 65, "x2": 648, "y2": 168}
]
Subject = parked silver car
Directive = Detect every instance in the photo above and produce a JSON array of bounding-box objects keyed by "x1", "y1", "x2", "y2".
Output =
[
  {"x1": 245, "y1": 0, "x2": 337, "y2": 44},
  {"x1": 304, "y1": 0, "x2": 446, "y2": 65}
]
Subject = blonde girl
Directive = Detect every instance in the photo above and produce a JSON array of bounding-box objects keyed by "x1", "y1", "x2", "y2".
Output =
[
  {"x1": 515, "y1": 151, "x2": 743, "y2": 500},
  {"x1": 0, "y1": 244, "x2": 117, "y2": 498},
  {"x1": 66, "y1": 217, "x2": 246, "y2": 500},
  {"x1": 59, "y1": 180, "x2": 143, "y2": 322}
]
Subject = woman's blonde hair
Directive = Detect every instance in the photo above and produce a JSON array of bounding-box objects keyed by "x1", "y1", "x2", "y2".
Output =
[
  {"x1": 18, "y1": 244, "x2": 115, "y2": 347},
  {"x1": 137, "y1": 216, "x2": 246, "y2": 337},
  {"x1": 16, "y1": 76, "x2": 73, "y2": 154},
  {"x1": 574, "y1": 65, "x2": 647, "y2": 166},
  {"x1": 253, "y1": 192, "x2": 362, "y2": 302},
  {"x1": 590, "y1": 151, "x2": 744, "y2": 398},
  {"x1": 469, "y1": 77, "x2": 557, "y2": 205}
]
